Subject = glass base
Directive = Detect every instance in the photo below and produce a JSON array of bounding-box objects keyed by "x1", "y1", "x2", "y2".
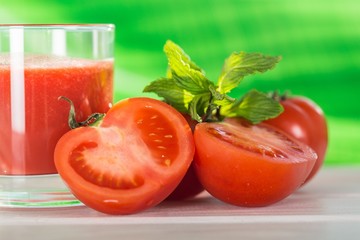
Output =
[{"x1": 0, "y1": 174, "x2": 82, "y2": 208}]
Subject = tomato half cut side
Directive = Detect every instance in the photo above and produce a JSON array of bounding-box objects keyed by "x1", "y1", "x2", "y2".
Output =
[
  {"x1": 54, "y1": 97, "x2": 195, "y2": 215},
  {"x1": 194, "y1": 119, "x2": 317, "y2": 207}
]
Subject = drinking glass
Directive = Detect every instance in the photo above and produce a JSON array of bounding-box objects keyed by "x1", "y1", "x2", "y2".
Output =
[{"x1": 0, "y1": 24, "x2": 114, "y2": 207}]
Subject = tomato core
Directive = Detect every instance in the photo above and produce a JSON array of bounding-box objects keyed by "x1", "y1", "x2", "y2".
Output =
[{"x1": 69, "y1": 140, "x2": 144, "y2": 190}]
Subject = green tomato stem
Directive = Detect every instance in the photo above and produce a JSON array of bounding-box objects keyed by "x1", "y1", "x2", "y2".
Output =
[{"x1": 58, "y1": 96, "x2": 105, "y2": 129}]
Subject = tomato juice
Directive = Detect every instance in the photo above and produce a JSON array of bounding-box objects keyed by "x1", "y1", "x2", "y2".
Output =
[{"x1": 0, "y1": 54, "x2": 113, "y2": 175}]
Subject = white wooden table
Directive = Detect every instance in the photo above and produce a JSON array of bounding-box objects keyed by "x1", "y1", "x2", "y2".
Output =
[{"x1": 1, "y1": 166, "x2": 359, "y2": 240}]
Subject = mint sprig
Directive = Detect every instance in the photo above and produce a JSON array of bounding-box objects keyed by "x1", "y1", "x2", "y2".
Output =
[{"x1": 143, "y1": 40, "x2": 283, "y2": 124}]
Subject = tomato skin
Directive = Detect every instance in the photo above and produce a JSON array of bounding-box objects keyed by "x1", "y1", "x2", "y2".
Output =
[
  {"x1": 165, "y1": 162, "x2": 204, "y2": 200},
  {"x1": 193, "y1": 120, "x2": 317, "y2": 207},
  {"x1": 264, "y1": 96, "x2": 328, "y2": 184},
  {"x1": 54, "y1": 97, "x2": 195, "y2": 215}
]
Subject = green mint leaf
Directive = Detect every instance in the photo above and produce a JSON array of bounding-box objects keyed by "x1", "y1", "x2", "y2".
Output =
[
  {"x1": 217, "y1": 52, "x2": 282, "y2": 94},
  {"x1": 143, "y1": 78, "x2": 193, "y2": 112},
  {"x1": 221, "y1": 89, "x2": 283, "y2": 124},
  {"x1": 214, "y1": 97, "x2": 233, "y2": 111},
  {"x1": 188, "y1": 93, "x2": 212, "y2": 122},
  {"x1": 164, "y1": 40, "x2": 214, "y2": 95},
  {"x1": 164, "y1": 40, "x2": 204, "y2": 73},
  {"x1": 166, "y1": 66, "x2": 172, "y2": 78},
  {"x1": 209, "y1": 85, "x2": 225, "y2": 101}
]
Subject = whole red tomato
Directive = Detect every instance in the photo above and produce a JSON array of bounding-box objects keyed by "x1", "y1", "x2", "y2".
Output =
[
  {"x1": 193, "y1": 119, "x2": 317, "y2": 207},
  {"x1": 264, "y1": 96, "x2": 328, "y2": 184}
]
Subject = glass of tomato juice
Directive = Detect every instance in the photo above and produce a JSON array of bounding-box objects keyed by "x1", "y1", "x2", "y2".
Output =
[{"x1": 0, "y1": 24, "x2": 114, "y2": 207}]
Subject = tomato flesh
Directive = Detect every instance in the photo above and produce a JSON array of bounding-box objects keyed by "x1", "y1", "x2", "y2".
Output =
[
  {"x1": 55, "y1": 97, "x2": 195, "y2": 214},
  {"x1": 194, "y1": 119, "x2": 317, "y2": 207},
  {"x1": 135, "y1": 107, "x2": 179, "y2": 166}
]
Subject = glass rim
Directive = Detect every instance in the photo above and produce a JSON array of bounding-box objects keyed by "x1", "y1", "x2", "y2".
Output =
[{"x1": 0, "y1": 23, "x2": 114, "y2": 31}]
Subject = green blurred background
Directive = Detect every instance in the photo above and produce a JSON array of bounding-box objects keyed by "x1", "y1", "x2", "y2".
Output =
[{"x1": 1, "y1": 0, "x2": 359, "y2": 166}]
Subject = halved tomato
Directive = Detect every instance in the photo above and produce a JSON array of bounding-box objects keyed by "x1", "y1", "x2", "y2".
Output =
[
  {"x1": 54, "y1": 97, "x2": 195, "y2": 214},
  {"x1": 194, "y1": 118, "x2": 317, "y2": 207}
]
